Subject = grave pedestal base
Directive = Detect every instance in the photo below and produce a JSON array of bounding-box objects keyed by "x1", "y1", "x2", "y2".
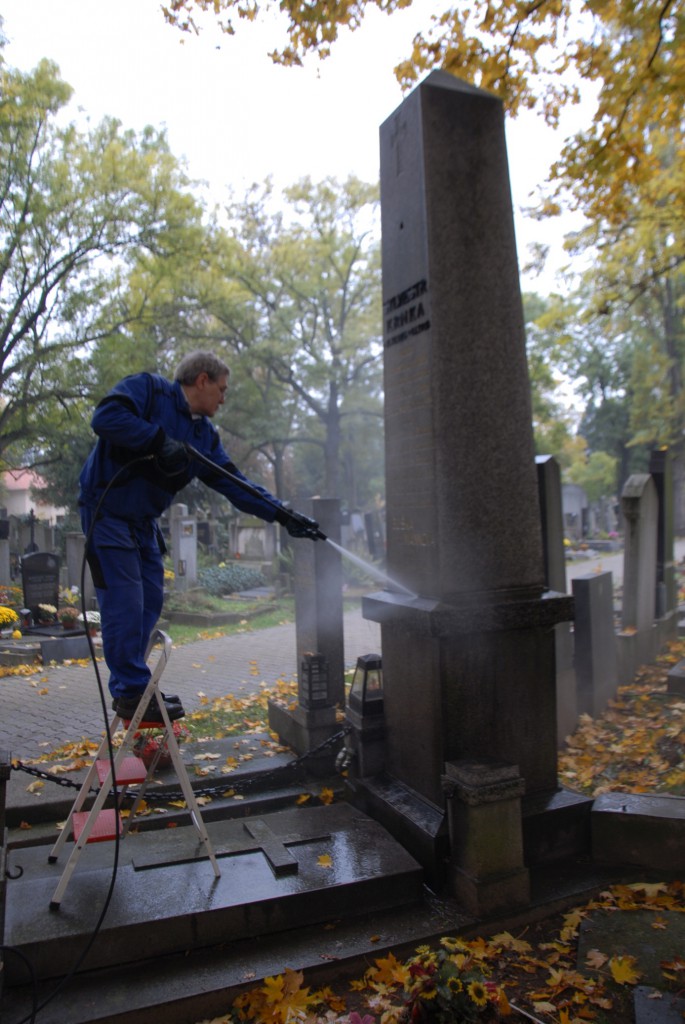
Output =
[
  {"x1": 363, "y1": 589, "x2": 573, "y2": 807},
  {"x1": 442, "y1": 759, "x2": 529, "y2": 917}
]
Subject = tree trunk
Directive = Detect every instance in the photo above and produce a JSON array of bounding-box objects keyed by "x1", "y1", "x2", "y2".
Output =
[{"x1": 324, "y1": 384, "x2": 341, "y2": 497}]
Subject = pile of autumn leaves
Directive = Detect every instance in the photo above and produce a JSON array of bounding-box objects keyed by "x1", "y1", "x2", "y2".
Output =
[
  {"x1": 196, "y1": 881, "x2": 684, "y2": 1024},
  {"x1": 558, "y1": 638, "x2": 685, "y2": 797}
]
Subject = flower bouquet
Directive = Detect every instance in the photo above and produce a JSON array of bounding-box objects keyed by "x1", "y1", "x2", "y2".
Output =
[
  {"x1": 37, "y1": 603, "x2": 57, "y2": 625},
  {"x1": 132, "y1": 721, "x2": 189, "y2": 769},
  {"x1": 77, "y1": 610, "x2": 101, "y2": 635},
  {"x1": 399, "y1": 939, "x2": 509, "y2": 1023},
  {"x1": 58, "y1": 606, "x2": 80, "y2": 630},
  {"x1": 0, "y1": 605, "x2": 19, "y2": 635}
]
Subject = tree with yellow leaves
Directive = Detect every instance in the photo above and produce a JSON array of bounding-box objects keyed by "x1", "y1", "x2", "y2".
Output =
[{"x1": 162, "y1": 0, "x2": 683, "y2": 274}]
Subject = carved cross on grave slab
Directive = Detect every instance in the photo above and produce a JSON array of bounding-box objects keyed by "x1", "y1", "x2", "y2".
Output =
[{"x1": 132, "y1": 817, "x2": 331, "y2": 878}]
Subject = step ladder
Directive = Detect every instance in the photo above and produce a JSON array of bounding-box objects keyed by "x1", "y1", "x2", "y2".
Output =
[{"x1": 47, "y1": 629, "x2": 221, "y2": 909}]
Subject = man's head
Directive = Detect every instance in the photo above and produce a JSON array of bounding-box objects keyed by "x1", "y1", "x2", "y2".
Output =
[{"x1": 175, "y1": 351, "x2": 230, "y2": 417}]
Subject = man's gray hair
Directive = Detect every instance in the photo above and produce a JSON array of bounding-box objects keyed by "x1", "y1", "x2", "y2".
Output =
[{"x1": 174, "y1": 351, "x2": 230, "y2": 385}]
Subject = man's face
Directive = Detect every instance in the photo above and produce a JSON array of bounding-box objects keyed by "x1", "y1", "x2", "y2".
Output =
[{"x1": 191, "y1": 372, "x2": 228, "y2": 417}]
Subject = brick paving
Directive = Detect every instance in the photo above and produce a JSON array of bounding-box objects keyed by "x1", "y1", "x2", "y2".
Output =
[{"x1": 0, "y1": 607, "x2": 381, "y2": 761}]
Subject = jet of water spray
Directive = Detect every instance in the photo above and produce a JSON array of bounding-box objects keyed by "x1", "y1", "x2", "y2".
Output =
[{"x1": 324, "y1": 538, "x2": 415, "y2": 596}]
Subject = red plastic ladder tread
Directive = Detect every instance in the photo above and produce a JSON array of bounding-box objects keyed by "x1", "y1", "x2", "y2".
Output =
[
  {"x1": 73, "y1": 809, "x2": 121, "y2": 843},
  {"x1": 95, "y1": 756, "x2": 147, "y2": 786}
]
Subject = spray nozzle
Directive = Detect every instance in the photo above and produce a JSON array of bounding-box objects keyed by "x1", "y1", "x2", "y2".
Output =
[{"x1": 280, "y1": 508, "x2": 327, "y2": 542}]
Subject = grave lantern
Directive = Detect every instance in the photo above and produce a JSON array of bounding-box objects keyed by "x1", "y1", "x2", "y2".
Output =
[
  {"x1": 19, "y1": 608, "x2": 32, "y2": 629},
  {"x1": 349, "y1": 654, "x2": 383, "y2": 716},
  {"x1": 299, "y1": 652, "x2": 331, "y2": 709}
]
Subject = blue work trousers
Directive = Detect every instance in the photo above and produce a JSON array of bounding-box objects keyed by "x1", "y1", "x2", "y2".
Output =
[{"x1": 80, "y1": 509, "x2": 165, "y2": 699}]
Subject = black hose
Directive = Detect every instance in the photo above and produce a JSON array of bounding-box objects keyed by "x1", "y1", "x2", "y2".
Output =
[{"x1": 183, "y1": 443, "x2": 327, "y2": 541}]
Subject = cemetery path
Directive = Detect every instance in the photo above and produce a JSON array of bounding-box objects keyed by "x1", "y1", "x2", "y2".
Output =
[
  {"x1": 565, "y1": 537, "x2": 685, "y2": 586},
  {"x1": 0, "y1": 606, "x2": 381, "y2": 762}
]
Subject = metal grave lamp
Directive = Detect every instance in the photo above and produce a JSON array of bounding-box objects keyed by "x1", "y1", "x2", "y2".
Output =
[{"x1": 348, "y1": 653, "x2": 383, "y2": 716}]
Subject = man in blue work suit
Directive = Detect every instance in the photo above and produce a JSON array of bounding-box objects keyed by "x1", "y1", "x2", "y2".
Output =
[{"x1": 79, "y1": 351, "x2": 320, "y2": 724}]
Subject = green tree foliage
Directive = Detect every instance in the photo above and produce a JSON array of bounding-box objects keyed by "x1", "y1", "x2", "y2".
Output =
[
  {"x1": 534, "y1": 281, "x2": 674, "y2": 497},
  {"x1": 0, "y1": 53, "x2": 207, "y2": 476},
  {"x1": 214, "y1": 176, "x2": 384, "y2": 502},
  {"x1": 566, "y1": 449, "x2": 619, "y2": 505},
  {"x1": 522, "y1": 291, "x2": 573, "y2": 458}
]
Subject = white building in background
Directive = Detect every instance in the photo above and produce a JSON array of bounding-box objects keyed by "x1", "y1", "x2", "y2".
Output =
[{"x1": 0, "y1": 469, "x2": 66, "y2": 523}]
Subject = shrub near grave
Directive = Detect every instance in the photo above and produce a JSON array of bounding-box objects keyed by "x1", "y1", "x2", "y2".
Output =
[{"x1": 198, "y1": 563, "x2": 266, "y2": 597}]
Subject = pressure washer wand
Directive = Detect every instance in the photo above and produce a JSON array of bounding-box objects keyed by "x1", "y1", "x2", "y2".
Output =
[{"x1": 183, "y1": 442, "x2": 327, "y2": 541}]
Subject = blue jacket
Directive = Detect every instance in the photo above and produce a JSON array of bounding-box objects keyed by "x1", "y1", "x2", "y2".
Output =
[{"x1": 79, "y1": 372, "x2": 282, "y2": 524}]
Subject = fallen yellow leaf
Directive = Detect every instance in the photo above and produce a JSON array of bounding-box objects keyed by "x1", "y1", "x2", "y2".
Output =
[
  {"x1": 609, "y1": 955, "x2": 641, "y2": 985},
  {"x1": 492, "y1": 931, "x2": 532, "y2": 953},
  {"x1": 317, "y1": 853, "x2": 333, "y2": 868}
]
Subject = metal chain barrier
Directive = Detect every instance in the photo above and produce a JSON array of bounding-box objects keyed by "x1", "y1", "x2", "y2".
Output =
[{"x1": 10, "y1": 726, "x2": 350, "y2": 805}]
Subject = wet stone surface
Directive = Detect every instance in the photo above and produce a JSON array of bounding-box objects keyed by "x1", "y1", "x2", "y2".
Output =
[{"x1": 578, "y1": 909, "x2": 685, "y2": 987}]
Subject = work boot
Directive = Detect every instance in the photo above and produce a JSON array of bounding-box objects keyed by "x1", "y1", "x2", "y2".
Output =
[
  {"x1": 111, "y1": 691, "x2": 182, "y2": 712},
  {"x1": 113, "y1": 693, "x2": 185, "y2": 723}
]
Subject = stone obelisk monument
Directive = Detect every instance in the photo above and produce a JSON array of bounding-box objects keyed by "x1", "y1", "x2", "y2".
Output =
[{"x1": 363, "y1": 72, "x2": 572, "y2": 847}]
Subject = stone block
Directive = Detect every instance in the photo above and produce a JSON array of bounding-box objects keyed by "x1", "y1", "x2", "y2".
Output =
[
  {"x1": 350, "y1": 773, "x2": 449, "y2": 888},
  {"x1": 592, "y1": 792, "x2": 685, "y2": 870},
  {"x1": 572, "y1": 571, "x2": 618, "y2": 717},
  {"x1": 267, "y1": 699, "x2": 340, "y2": 775},
  {"x1": 666, "y1": 658, "x2": 685, "y2": 695},
  {"x1": 523, "y1": 787, "x2": 593, "y2": 865},
  {"x1": 442, "y1": 759, "x2": 529, "y2": 916},
  {"x1": 39, "y1": 635, "x2": 91, "y2": 663}
]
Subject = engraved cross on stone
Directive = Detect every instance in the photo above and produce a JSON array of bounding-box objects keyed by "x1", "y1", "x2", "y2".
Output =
[
  {"x1": 241, "y1": 820, "x2": 302, "y2": 877},
  {"x1": 225, "y1": 819, "x2": 332, "y2": 877},
  {"x1": 133, "y1": 817, "x2": 331, "y2": 879}
]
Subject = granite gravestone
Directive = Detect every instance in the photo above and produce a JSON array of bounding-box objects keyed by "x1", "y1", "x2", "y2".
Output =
[
  {"x1": 649, "y1": 447, "x2": 676, "y2": 623},
  {"x1": 21, "y1": 551, "x2": 60, "y2": 622},
  {"x1": 364, "y1": 72, "x2": 572, "y2": 827},
  {"x1": 536, "y1": 454, "x2": 575, "y2": 743},
  {"x1": 169, "y1": 504, "x2": 197, "y2": 593},
  {"x1": 620, "y1": 473, "x2": 658, "y2": 670},
  {"x1": 65, "y1": 532, "x2": 95, "y2": 608},
  {"x1": 293, "y1": 498, "x2": 344, "y2": 708},
  {"x1": 573, "y1": 571, "x2": 618, "y2": 717},
  {"x1": 267, "y1": 499, "x2": 344, "y2": 763}
]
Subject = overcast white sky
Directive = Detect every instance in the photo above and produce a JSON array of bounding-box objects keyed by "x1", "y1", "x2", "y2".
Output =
[{"x1": 2, "y1": 0, "x2": 585, "y2": 292}]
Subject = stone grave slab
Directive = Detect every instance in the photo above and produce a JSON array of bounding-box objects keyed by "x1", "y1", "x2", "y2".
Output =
[
  {"x1": 4, "y1": 803, "x2": 423, "y2": 983},
  {"x1": 131, "y1": 813, "x2": 326, "y2": 877},
  {"x1": 634, "y1": 986, "x2": 685, "y2": 1024},
  {"x1": 577, "y1": 909, "x2": 685, "y2": 990}
]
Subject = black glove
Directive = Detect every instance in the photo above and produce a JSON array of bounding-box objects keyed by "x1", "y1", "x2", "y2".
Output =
[
  {"x1": 276, "y1": 506, "x2": 323, "y2": 541},
  {"x1": 157, "y1": 436, "x2": 188, "y2": 474}
]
